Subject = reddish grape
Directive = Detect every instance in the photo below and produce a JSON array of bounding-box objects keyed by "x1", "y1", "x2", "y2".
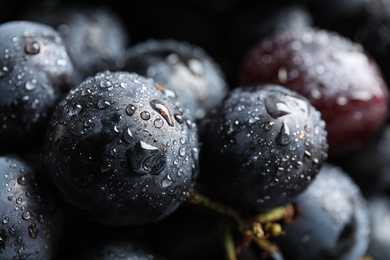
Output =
[{"x1": 238, "y1": 26, "x2": 389, "y2": 156}]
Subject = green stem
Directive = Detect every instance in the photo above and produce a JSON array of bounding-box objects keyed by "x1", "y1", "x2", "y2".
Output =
[
  {"x1": 221, "y1": 226, "x2": 237, "y2": 260},
  {"x1": 250, "y1": 204, "x2": 294, "y2": 224},
  {"x1": 186, "y1": 189, "x2": 244, "y2": 226}
]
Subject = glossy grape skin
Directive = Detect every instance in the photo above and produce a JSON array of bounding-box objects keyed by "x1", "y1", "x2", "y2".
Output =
[
  {"x1": 43, "y1": 71, "x2": 200, "y2": 226},
  {"x1": 199, "y1": 84, "x2": 328, "y2": 213},
  {"x1": 275, "y1": 163, "x2": 370, "y2": 260},
  {"x1": 365, "y1": 194, "x2": 390, "y2": 260},
  {"x1": 0, "y1": 20, "x2": 81, "y2": 153},
  {"x1": 0, "y1": 155, "x2": 63, "y2": 260},
  {"x1": 124, "y1": 38, "x2": 229, "y2": 121},
  {"x1": 238, "y1": 26, "x2": 389, "y2": 156},
  {"x1": 23, "y1": 4, "x2": 129, "y2": 78}
]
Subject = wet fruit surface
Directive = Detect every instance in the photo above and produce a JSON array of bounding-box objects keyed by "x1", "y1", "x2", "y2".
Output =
[
  {"x1": 0, "y1": 20, "x2": 80, "y2": 153},
  {"x1": 0, "y1": 155, "x2": 63, "y2": 259},
  {"x1": 274, "y1": 163, "x2": 370, "y2": 260},
  {"x1": 43, "y1": 71, "x2": 200, "y2": 226},
  {"x1": 238, "y1": 27, "x2": 389, "y2": 156},
  {"x1": 199, "y1": 84, "x2": 328, "y2": 212},
  {"x1": 23, "y1": 4, "x2": 129, "y2": 78},
  {"x1": 124, "y1": 38, "x2": 229, "y2": 121}
]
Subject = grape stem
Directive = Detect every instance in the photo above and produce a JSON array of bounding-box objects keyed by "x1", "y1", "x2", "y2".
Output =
[
  {"x1": 221, "y1": 226, "x2": 237, "y2": 260},
  {"x1": 186, "y1": 189, "x2": 296, "y2": 259},
  {"x1": 186, "y1": 189, "x2": 244, "y2": 226}
]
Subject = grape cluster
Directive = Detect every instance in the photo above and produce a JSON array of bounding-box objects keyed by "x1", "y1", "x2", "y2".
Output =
[{"x1": 1, "y1": 0, "x2": 390, "y2": 259}]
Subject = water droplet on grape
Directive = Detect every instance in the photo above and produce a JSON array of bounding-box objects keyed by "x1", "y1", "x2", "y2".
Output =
[
  {"x1": 127, "y1": 141, "x2": 166, "y2": 175},
  {"x1": 17, "y1": 176, "x2": 27, "y2": 185},
  {"x1": 140, "y1": 111, "x2": 151, "y2": 120},
  {"x1": 154, "y1": 118, "x2": 164, "y2": 128},
  {"x1": 68, "y1": 104, "x2": 82, "y2": 116},
  {"x1": 174, "y1": 114, "x2": 184, "y2": 124},
  {"x1": 150, "y1": 99, "x2": 174, "y2": 127},
  {"x1": 265, "y1": 95, "x2": 292, "y2": 118},
  {"x1": 161, "y1": 174, "x2": 173, "y2": 188},
  {"x1": 276, "y1": 123, "x2": 291, "y2": 146},
  {"x1": 97, "y1": 99, "x2": 110, "y2": 109},
  {"x1": 122, "y1": 127, "x2": 134, "y2": 144},
  {"x1": 24, "y1": 41, "x2": 40, "y2": 55},
  {"x1": 125, "y1": 104, "x2": 137, "y2": 116},
  {"x1": 25, "y1": 79, "x2": 38, "y2": 91},
  {"x1": 22, "y1": 211, "x2": 31, "y2": 220},
  {"x1": 28, "y1": 224, "x2": 38, "y2": 239}
]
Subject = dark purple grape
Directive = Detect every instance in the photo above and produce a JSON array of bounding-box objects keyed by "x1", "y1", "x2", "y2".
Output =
[
  {"x1": 365, "y1": 194, "x2": 390, "y2": 260},
  {"x1": 199, "y1": 84, "x2": 328, "y2": 213},
  {"x1": 43, "y1": 71, "x2": 200, "y2": 226},
  {"x1": 23, "y1": 4, "x2": 129, "y2": 78},
  {"x1": 275, "y1": 163, "x2": 370, "y2": 260},
  {"x1": 124, "y1": 38, "x2": 229, "y2": 121},
  {"x1": 0, "y1": 154, "x2": 63, "y2": 259},
  {"x1": 0, "y1": 20, "x2": 81, "y2": 153}
]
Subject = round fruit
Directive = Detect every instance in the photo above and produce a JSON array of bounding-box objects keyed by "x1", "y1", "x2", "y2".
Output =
[
  {"x1": 275, "y1": 163, "x2": 370, "y2": 260},
  {"x1": 43, "y1": 71, "x2": 200, "y2": 226},
  {"x1": 23, "y1": 4, "x2": 129, "y2": 78},
  {"x1": 0, "y1": 154, "x2": 63, "y2": 259},
  {"x1": 199, "y1": 84, "x2": 328, "y2": 212},
  {"x1": 0, "y1": 20, "x2": 80, "y2": 153},
  {"x1": 124, "y1": 38, "x2": 229, "y2": 120},
  {"x1": 238, "y1": 26, "x2": 389, "y2": 156}
]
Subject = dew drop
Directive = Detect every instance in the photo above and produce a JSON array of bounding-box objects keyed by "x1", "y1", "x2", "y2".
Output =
[
  {"x1": 22, "y1": 211, "x2": 31, "y2": 220},
  {"x1": 154, "y1": 118, "x2": 164, "y2": 128},
  {"x1": 38, "y1": 214, "x2": 44, "y2": 224},
  {"x1": 9, "y1": 227, "x2": 16, "y2": 235},
  {"x1": 100, "y1": 80, "x2": 112, "y2": 88},
  {"x1": 304, "y1": 150, "x2": 312, "y2": 160},
  {"x1": 140, "y1": 111, "x2": 151, "y2": 120},
  {"x1": 25, "y1": 79, "x2": 38, "y2": 91},
  {"x1": 97, "y1": 99, "x2": 110, "y2": 109},
  {"x1": 140, "y1": 141, "x2": 158, "y2": 150},
  {"x1": 161, "y1": 174, "x2": 173, "y2": 188},
  {"x1": 174, "y1": 114, "x2": 184, "y2": 124},
  {"x1": 249, "y1": 117, "x2": 260, "y2": 124},
  {"x1": 150, "y1": 99, "x2": 174, "y2": 126},
  {"x1": 125, "y1": 104, "x2": 137, "y2": 116},
  {"x1": 68, "y1": 104, "x2": 82, "y2": 116},
  {"x1": 276, "y1": 123, "x2": 291, "y2": 146},
  {"x1": 122, "y1": 127, "x2": 134, "y2": 144},
  {"x1": 126, "y1": 141, "x2": 166, "y2": 175},
  {"x1": 162, "y1": 88, "x2": 177, "y2": 99},
  {"x1": 179, "y1": 147, "x2": 186, "y2": 156},
  {"x1": 24, "y1": 41, "x2": 40, "y2": 55},
  {"x1": 265, "y1": 95, "x2": 292, "y2": 119},
  {"x1": 17, "y1": 176, "x2": 27, "y2": 185},
  {"x1": 264, "y1": 121, "x2": 275, "y2": 131},
  {"x1": 28, "y1": 224, "x2": 38, "y2": 239},
  {"x1": 304, "y1": 124, "x2": 312, "y2": 133},
  {"x1": 295, "y1": 161, "x2": 304, "y2": 169},
  {"x1": 2, "y1": 217, "x2": 9, "y2": 224}
]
